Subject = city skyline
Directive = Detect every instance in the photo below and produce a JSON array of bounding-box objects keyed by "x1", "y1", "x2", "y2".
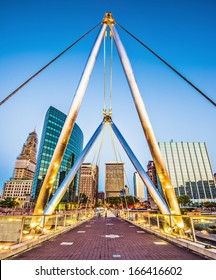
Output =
[{"x1": 0, "y1": 0, "x2": 216, "y2": 196}]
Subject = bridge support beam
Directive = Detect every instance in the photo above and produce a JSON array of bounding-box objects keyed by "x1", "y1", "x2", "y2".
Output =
[
  {"x1": 111, "y1": 24, "x2": 182, "y2": 218},
  {"x1": 43, "y1": 121, "x2": 105, "y2": 215},
  {"x1": 33, "y1": 24, "x2": 108, "y2": 216},
  {"x1": 109, "y1": 119, "x2": 170, "y2": 215}
]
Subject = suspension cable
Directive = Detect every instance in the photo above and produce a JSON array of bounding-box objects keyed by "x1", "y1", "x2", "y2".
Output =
[
  {"x1": 116, "y1": 22, "x2": 216, "y2": 107},
  {"x1": 0, "y1": 22, "x2": 101, "y2": 106},
  {"x1": 91, "y1": 124, "x2": 105, "y2": 165},
  {"x1": 108, "y1": 124, "x2": 128, "y2": 209},
  {"x1": 109, "y1": 125, "x2": 135, "y2": 206},
  {"x1": 103, "y1": 31, "x2": 107, "y2": 114},
  {"x1": 96, "y1": 126, "x2": 106, "y2": 166},
  {"x1": 108, "y1": 124, "x2": 119, "y2": 162},
  {"x1": 109, "y1": 31, "x2": 113, "y2": 114}
]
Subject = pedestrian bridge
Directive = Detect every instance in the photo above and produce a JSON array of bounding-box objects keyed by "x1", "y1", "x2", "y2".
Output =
[{"x1": 0, "y1": 209, "x2": 216, "y2": 260}]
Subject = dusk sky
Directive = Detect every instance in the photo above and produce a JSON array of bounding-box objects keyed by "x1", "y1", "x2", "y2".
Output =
[{"x1": 0, "y1": 0, "x2": 216, "y2": 195}]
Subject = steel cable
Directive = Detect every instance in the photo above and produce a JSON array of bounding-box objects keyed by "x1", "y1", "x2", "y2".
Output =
[
  {"x1": 116, "y1": 22, "x2": 216, "y2": 107},
  {"x1": 0, "y1": 22, "x2": 101, "y2": 106}
]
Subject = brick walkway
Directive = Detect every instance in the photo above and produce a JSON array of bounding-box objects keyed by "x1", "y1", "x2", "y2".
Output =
[{"x1": 11, "y1": 215, "x2": 205, "y2": 260}]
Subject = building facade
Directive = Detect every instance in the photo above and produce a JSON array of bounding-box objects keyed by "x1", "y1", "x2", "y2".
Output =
[
  {"x1": 105, "y1": 162, "x2": 125, "y2": 198},
  {"x1": 79, "y1": 164, "x2": 98, "y2": 205},
  {"x1": 159, "y1": 142, "x2": 216, "y2": 202},
  {"x1": 32, "y1": 106, "x2": 83, "y2": 202},
  {"x1": 97, "y1": 191, "x2": 105, "y2": 204},
  {"x1": 147, "y1": 161, "x2": 158, "y2": 190},
  {"x1": 3, "y1": 130, "x2": 37, "y2": 207},
  {"x1": 133, "y1": 171, "x2": 148, "y2": 202}
]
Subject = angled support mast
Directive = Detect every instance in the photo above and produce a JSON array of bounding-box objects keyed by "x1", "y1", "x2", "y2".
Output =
[
  {"x1": 110, "y1": 23, "x2": 182, "y2": 218},
  {"x1": 108, "y1": 117, "x2": 170, "y2": 215},
  {"x1": 43, "y1": 120, "x2": 105, "y2": 215},
  {"x1": 33, "y1": 22, "x2": 108, "y2": 216}
]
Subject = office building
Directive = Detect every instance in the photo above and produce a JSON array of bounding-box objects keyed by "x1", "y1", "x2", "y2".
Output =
[
  {"x1": 3, "y1": 130, "x2": 37, "y2": 207},
  {"x1": 105, "y1": 162, "x2": 125, "y2": 198},
  {"x1": 32, "y1": 106, "x2": 83, "y2": 201},
  {"x1": 133, "y1": 171, "x2": 148, "y2": 202},
  {"x1": 79, "y1": 163, "x2": 98, "y2": 205},
  {"x1": 159, "y1": 142, "x2": 216, "y2": 202}
]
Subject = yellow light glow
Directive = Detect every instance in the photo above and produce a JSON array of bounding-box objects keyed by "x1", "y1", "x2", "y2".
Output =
[
  {"x1": 177, "y1": 222, "x2": 185, "y2": 229},
  {"x1": 30, "y1": 222, "x2": 38, "y2": 228},
  {"x1": 3, "y1": 246, "x2": 10, "y2": 250},
  {"x1": 27, "y1": 235, "x2": 33, "y2": 240}
]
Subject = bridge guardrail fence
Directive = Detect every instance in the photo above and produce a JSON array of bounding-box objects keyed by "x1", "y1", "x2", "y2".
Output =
[
  {"x1": 0, "y1": 209, "x2": 94, "y2": 249},
  {"x1": 121, "y1": 210, "x2": 216, "y2": 247}
]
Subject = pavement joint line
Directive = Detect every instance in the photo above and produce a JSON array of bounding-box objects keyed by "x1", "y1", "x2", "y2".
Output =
[
  {"x1": 112, "y1": 254, "x2": 121, "y2": 258},
  {"x1": 60, "y1": 242, "x2": 74, "y2": 245}
]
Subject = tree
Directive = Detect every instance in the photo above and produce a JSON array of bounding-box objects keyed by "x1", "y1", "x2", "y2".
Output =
[
  {"x1": 177, "y1": 194, "x2": 191, "y2": 206},
  {"x1": 79, "y1": 193, "x2": 88, "y2": 204},
  {"x1": 0, "y1": 197, "x2": 19, "y2": 208}
]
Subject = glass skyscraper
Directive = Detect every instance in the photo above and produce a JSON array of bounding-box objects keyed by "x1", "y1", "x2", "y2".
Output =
[
  {"x1": 32, "y1": 106, "x2": 83, "y2": 201},
  {"x1": 159, "y1": 142, "x2": 216, "y2": 202}
]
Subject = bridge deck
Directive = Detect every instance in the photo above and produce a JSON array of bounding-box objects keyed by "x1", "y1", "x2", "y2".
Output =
[{"x1": 11, "y1": 212, "x2": 205, "y2": 260}]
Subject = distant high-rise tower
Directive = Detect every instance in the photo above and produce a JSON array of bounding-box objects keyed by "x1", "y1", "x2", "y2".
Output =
[
  {"x1": 133, "y1": 172, "x2": 148, "y2": 202},
  {"x1": 13, "y1": 130, "x2": 37, "y2": 180},
  {"x1": 105, "y1": 162, "x2": 124, "y2": 198},
  {"x1": 3, "y1": 130, "x2": 38, "y2": 207},
  {"x1": 32, "y1": 106, "x2": 83, "y2": 201},
  {"x1": 159, "y1": 142, "x2": 216, "y2": 202},
  {"x1": 79, "y1": 163, "x2": 98, "y2": 205}
]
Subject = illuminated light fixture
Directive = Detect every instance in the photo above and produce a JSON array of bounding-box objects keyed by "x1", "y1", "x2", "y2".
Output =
[{"x1": 3, "y1": 246, "x2": 10, "y2": 250}]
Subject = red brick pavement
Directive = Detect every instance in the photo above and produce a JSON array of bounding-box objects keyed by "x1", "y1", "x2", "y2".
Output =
[{"x1": 11, "y1": 217, "x2": 205, "y2": 260}]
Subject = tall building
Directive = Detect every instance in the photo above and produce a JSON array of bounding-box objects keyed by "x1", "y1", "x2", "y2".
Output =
[
  {"x1": 105, "y1": 162, "x2": 125, "y2": 198},
  {"x1": 147, "y1": 161, "x2": 158, "y2": 190},
  {"x1": 97, "y1": 191, "x2": 105, "y2": 204},
  {"x1": 32, "y1": 106, "x2": 83, "y2": 201},
  {"x1": 79, "y1": 163, "x2": 98, "y2": 205},
  {"x1": 133, "y1": 172, "x2": 148, "y2": 202},
  {"x1": 3, "y1": 130, "x2": 38, "y2": 207},
  {"x1": 159, "y1": 142, "x2": 216, "y2": 202}
]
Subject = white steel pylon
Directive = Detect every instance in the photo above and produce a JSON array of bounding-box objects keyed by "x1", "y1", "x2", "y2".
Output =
[
  {"x1": 34, "y1": 12, "x2": 182, "y2": 225},
  {"x1": 43, "y1": 116, "x2": 170, "y2": 216}
]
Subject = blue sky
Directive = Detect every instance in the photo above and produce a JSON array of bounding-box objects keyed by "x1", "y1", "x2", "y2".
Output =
[{"x1": 0, "y1": 0, "x2": 216, "y2": 194}]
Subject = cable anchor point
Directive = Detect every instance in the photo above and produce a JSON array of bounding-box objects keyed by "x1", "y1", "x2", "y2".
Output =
[
  {"x1": 103, "y1": 114, "x2": 112, "y2": 123},
  {"x1": 102, "y1": 12, "x2": 116, "y2": 25}
]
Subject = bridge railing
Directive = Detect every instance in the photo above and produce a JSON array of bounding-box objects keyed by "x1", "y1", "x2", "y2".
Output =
[
  {"x1": 121, "y1": 210, "x2": 216, "y2": 247},
  {"x1": 0, "y1": 209, "x2": 94, "y2": 248}
]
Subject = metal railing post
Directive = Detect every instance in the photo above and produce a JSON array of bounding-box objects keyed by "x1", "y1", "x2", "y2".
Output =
[
  {"x1": 190, "y1": 216, "x2": 197, "y2": 242},
  {"x1": 55, "y1": 215, "x2": 58, "y2": 231},
  {"x1": 19, "y1": 217, "x2": 25, "y2": 243},
  {"x1": 157, "y1": 215, "x2": 160, "y2": 229}
]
